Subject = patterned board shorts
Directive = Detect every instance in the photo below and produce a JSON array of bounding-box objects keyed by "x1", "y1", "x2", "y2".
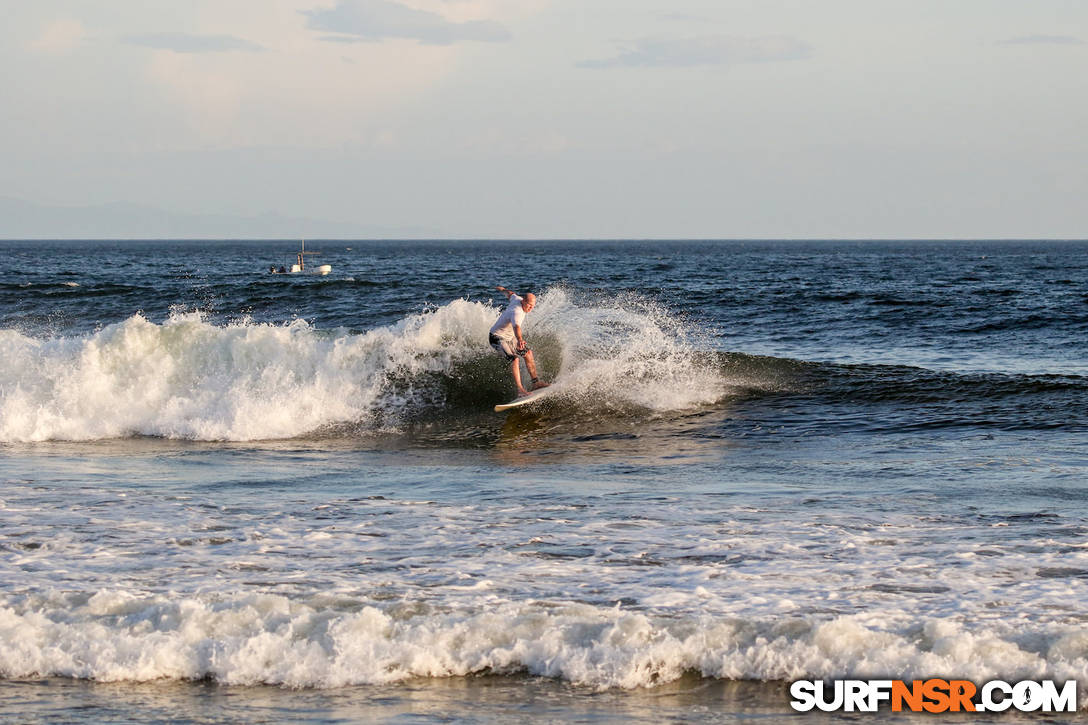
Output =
[{"x1": 489, "y1": 333, "x2": 526, "y2": 362}]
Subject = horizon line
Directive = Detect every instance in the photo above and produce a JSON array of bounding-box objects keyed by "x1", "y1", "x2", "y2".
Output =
[{"x1": 2, "y1": 237, "x2": 1088, "y2": 242}]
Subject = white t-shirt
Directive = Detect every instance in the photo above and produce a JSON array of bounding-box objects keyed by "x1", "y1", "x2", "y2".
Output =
[{"x1": 489, "y1": 294, "x2": 525, "y2": 341}]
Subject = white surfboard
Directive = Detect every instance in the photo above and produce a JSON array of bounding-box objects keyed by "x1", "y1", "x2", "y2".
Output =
[{"x1": 494, "y1": 387, "x2": 553, "y2": 412}]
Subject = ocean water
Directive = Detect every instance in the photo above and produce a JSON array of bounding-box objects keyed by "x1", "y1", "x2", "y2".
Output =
[{"x1": 2, "y1": 239, "x2": 1088, "y2": 722}]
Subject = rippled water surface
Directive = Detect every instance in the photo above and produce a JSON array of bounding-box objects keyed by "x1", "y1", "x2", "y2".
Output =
[{"x1": 2, "y1": 240, "x2": 1087, "y2": 722}]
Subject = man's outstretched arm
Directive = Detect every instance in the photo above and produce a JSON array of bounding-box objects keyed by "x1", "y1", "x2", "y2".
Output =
[{"x1": 496, "y1": 285, "x2": 516, "y2": 299}]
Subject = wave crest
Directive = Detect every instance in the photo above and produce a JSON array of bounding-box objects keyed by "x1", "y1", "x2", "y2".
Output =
[{"x1": 0, "y1": 290, "x2": 728, "y2": 442}]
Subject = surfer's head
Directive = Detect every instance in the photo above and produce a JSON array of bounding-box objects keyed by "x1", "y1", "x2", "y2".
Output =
[{"x1": 522, "y1": 293, "x2": 536, "y2": 313}]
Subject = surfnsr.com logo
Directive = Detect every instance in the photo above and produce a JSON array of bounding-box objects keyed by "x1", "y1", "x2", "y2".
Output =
[{"x1": 790, "y1": 679, "x2": 1078, "y2": 713}]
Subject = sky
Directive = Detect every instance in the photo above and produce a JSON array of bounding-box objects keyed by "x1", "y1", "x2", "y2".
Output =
[{"x1": 2, "y1": 0, "x2": 1086, "y2": 238}]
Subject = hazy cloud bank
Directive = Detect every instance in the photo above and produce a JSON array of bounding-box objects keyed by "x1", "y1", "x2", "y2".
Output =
[
  {"x1": 121, "y1": 32, "x2": 264, "y2": 53},
  {"x1": 579, "y1": 35, "x2": 812, "y2": 69},
  {"x1": 0, "y1": 197, "x2": 429, "y2": 239},
  {"x1": 29, "y1": 18, "x2": 87, "y2": 54},
  {"x1": 305, "y1": 0, "x2": 511, "y2": 45}
]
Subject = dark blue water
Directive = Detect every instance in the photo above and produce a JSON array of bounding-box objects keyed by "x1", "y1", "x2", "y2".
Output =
[
  {"x1": 7, "y1": 240, "x2": 1088, "y2": 366},
  {"x1": 2, "y1": 240, "x2": 1087, "y2": 722}
]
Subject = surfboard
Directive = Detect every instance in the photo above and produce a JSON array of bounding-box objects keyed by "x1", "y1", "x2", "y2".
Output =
[{"x1": 494, "y1": 387, "x2": 553, "y2": 412}]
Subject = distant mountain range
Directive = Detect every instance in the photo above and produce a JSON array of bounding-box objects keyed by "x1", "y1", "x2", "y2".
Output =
[{"x1": 0, "y1": 197, "x2": 430, "y2": 239}]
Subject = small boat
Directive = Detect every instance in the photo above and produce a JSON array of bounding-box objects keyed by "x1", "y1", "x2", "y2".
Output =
[{"x1": 270, "y1": 240, "x2": 332, "y2": 275}]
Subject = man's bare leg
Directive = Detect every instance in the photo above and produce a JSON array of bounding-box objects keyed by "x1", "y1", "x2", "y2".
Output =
[
  {"x1": 524, "y1": 350, "x2": 549, "y2": 390},
  {"x1": 511, "y1": 358, "x2": 530, "y2": 396}
]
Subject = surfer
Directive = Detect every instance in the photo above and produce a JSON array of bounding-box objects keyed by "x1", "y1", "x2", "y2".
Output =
[{"x1": 490, "y1": 286, "x2": 549, "y2": 397}]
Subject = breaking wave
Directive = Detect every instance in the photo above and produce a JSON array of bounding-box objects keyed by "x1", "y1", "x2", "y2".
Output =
[
  {"x1": 6, "y1": 286, "x2": 1084, "y2": 444},
  {"x1": 3, "y1": 592, "x2": 1088, "y2": 694},
  {"x1": 0, "y1": 290, "x2": 729, "y2": 443}
]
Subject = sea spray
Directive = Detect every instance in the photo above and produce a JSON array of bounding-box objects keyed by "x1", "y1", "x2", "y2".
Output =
[{"x1": 532, "y1": 289, "x2": 726, "y2": 412}]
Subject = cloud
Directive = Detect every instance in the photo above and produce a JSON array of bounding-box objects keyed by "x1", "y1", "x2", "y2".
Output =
[
  {"x1": 121, "y1": 32, "x2": 264, "y2": 53},
  {"x1": 29, "y1": 18, "x2": 86, "y2": 54},
  {"x1": 998, "y1": 35, "x2": 1085, "y2": 46},
  {"x1": 304, "y1": 0, "x2": 510, "y2": 45},
  {"x1": 578, "y1": 35, "x2": 812, "y2": 69}
]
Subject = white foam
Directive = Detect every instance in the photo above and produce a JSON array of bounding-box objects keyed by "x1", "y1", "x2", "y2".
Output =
[
  {"x1": 3, "y1": 480, "x2": 1088, "y2": 695},
  {"x1": 3, "y1": 592, "x2": 1087, "y2": 695},
  {"x1": 0, "y1": 304, "x2": 488, "y2": 442},
  {"x1": 0, "y1": 291, "x2": 732, "y2": 442}
]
